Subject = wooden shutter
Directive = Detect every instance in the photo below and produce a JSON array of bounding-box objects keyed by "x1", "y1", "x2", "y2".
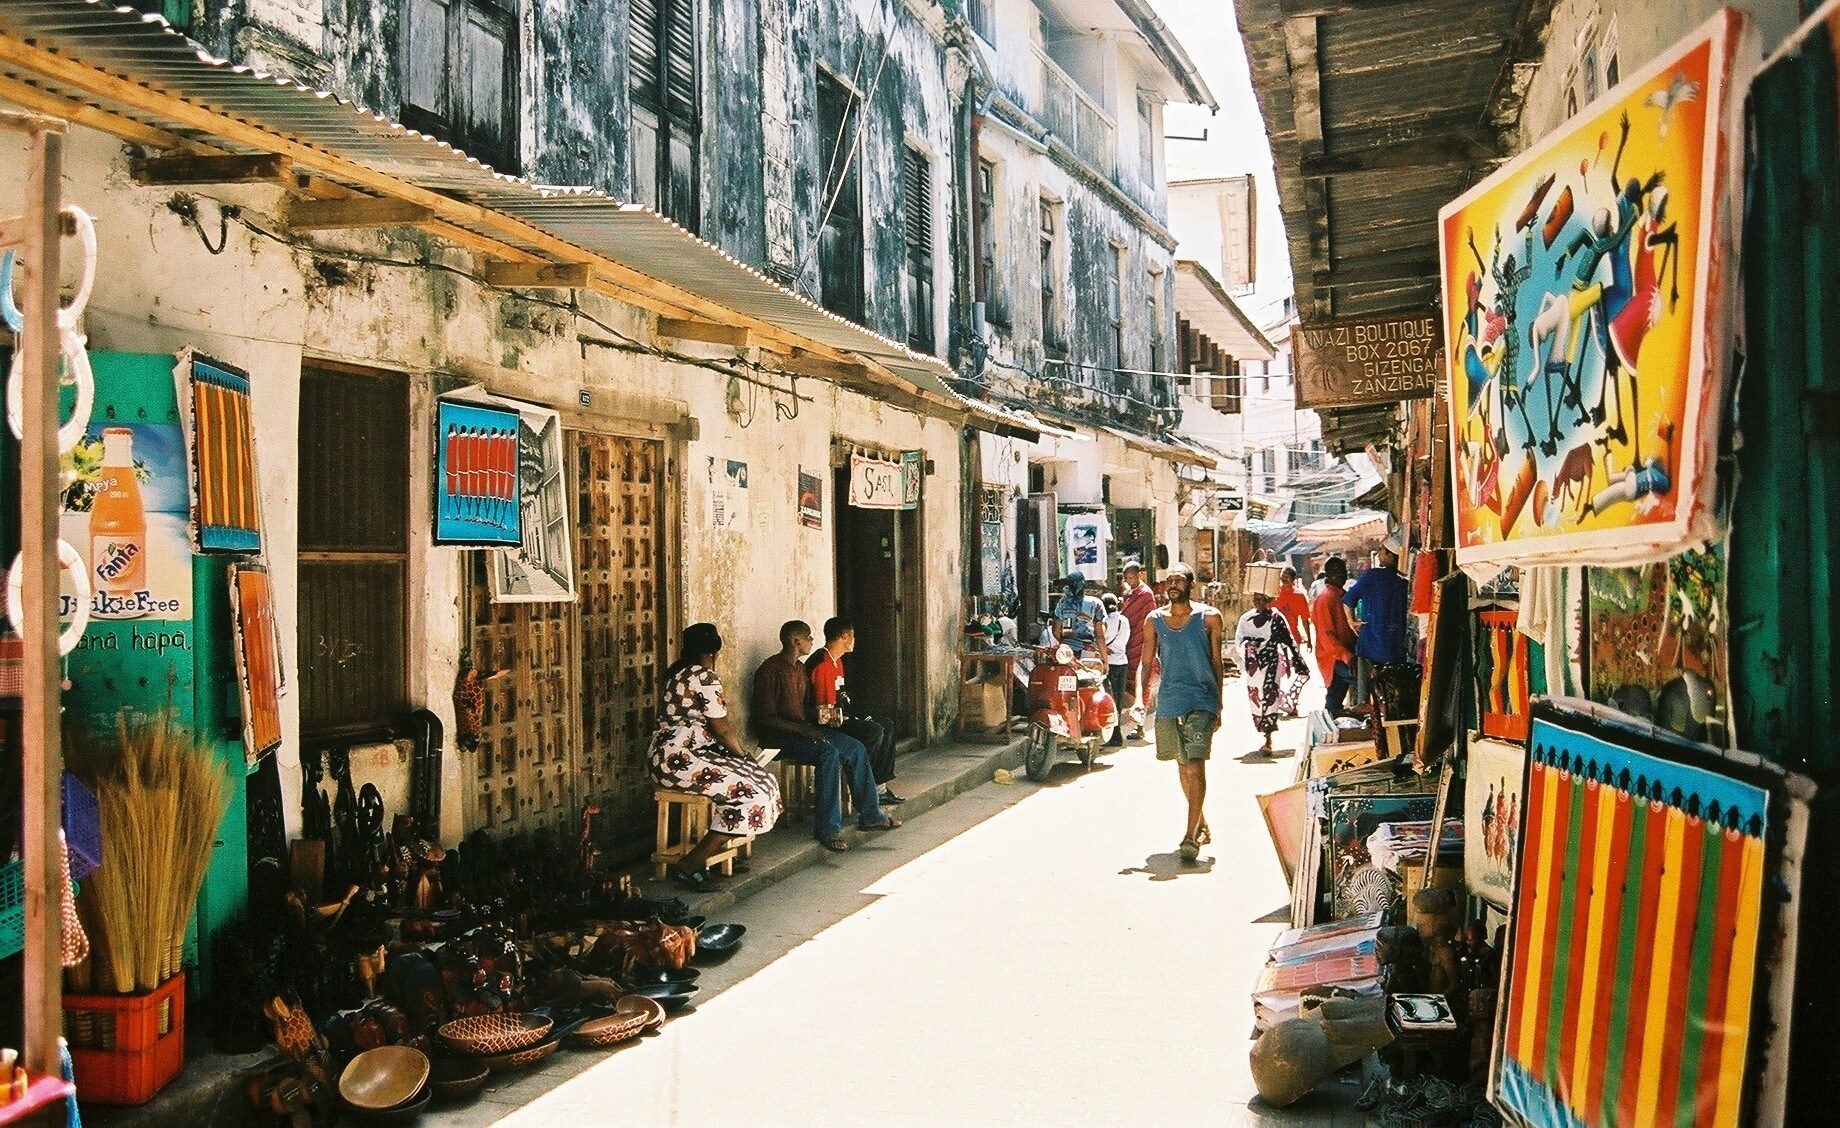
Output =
[
  {"x1": 461, "y1": 2, "x2": 512, "y2": 169},
  {"x1": 904, "y1": 147, "x2": 934, "y2": 352},
  {"x1": 630, "y1": 0, "x2": 661, "y2": 108},
  {"x1": 663, "y1": 0, "x2": 698, "y2": 124},
  {"x1": 405, "y1": 0, "x2": 451, "y2": 118}
]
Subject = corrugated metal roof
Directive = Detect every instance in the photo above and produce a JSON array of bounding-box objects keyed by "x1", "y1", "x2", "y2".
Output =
[{"x1": 0, "y1": 1, "x2": 1004, "y2": 422}]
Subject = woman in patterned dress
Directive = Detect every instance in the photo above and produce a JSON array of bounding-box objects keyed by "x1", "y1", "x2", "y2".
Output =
[
  {"x1": 650, "y1": 623, "x2": 782, "y2": 886},
  {"x1": 1235, "y1": 592, "x2": 1307, "y2": 754}
]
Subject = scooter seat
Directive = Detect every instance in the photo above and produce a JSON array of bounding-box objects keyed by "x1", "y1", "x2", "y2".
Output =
[{"x1": 1075, "y1": 669, "x2": 1105, "y2": 688}]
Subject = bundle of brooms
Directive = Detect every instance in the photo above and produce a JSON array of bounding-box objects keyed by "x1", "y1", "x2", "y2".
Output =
[{"x1": 69, "y1": 712, "x2": 232, "y2": 995}]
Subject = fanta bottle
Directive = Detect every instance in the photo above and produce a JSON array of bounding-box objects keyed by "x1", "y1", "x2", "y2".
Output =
[{"x1": 90, "y1": 426, "x2": 147, "y2": 615}]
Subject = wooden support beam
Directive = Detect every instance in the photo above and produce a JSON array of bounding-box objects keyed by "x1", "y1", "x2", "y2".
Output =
[
  {"x1": 0, "y1": 74, "x2": 182, "y2": 150},
  {"x1": 1312, "y1": 254, "x2": 1439, "y2": 286},
  {"x1": 130, "y1": 151, "x2": 291, "y2": 185},
  {"x1": 284, "y1": 195, "x2": 433, "y2": 230},
  {"x1": 1300, "y1": 134, "x2": 1489, "y2": 178},
  {"x1": 478, "y1": 260, "x2": 593, "y2": 289},
  {"x1": 656, "y1": 317, "x2": 754, "y2": 348}
]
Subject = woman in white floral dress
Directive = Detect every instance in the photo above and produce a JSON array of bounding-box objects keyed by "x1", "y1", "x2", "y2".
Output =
[{"x1": 650, "y1": 623, "x2": 782, "y2": 886}]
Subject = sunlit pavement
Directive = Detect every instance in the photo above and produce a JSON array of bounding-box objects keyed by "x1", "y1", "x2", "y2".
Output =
[{"x1": 469, "y1": 679, "x2": 1361, "y2": 1127}]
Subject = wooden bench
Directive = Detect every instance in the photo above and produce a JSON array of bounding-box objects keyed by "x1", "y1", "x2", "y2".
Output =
[
  {"x1": 651, "y1": 789, "x2": 754, "y2": 878},
  {"x1": 772, "y1": 760, "x2": 851, "y2": 820}
]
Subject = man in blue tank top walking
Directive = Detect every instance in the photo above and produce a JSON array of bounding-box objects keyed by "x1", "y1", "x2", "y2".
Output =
[{"x1": 1138, "y1": 563, "x2": 1225, "y2": 862}]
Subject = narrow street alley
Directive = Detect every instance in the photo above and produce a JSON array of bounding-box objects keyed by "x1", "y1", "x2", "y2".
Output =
[{"x1": 468, "y1": 684, "x2": 1359, "y2": 1128}]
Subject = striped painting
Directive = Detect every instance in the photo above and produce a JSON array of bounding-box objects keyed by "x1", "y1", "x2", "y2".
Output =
[
  {"x1": 1492, "y1": 711, "x2": 1769, "y2": 1128},
  {"x1": 229, "y1": 564, "x2": 283, "y2": 763},
  {"x1": 180, "y1": 353, "x2": 263, "y2": 553}
]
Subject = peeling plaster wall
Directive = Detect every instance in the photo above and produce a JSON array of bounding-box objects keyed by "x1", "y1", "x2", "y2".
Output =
[{"x1": 4, "y1": 125, "x2": 965, "y2": 848}]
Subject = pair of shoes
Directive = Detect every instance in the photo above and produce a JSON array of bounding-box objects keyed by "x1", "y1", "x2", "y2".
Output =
[
  {"x1": 670, "y1": 864, "x2": 713, "y2": 889},
  {"x1": 859, "y1": 814, "x2": 902, "y2": 831},
  {"x1": 817, "y1": 834, "x2": 849, "y2": 852},
  {"x1": 1178, "y1": 836, "x2": 1200, "y2": 863},
  {"x1": 879, "y1": 788, "x2": 906, "y2": 805}
]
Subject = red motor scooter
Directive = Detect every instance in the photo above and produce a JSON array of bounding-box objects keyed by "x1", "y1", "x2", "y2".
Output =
[{"x1": 1023, "y1": 639, "x2": 1118, "y2": 781}]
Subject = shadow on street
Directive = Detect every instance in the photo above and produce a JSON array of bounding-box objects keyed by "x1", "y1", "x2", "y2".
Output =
[{"x1": 1118, "y1": 850, "x2": 1217, "y2": 881}]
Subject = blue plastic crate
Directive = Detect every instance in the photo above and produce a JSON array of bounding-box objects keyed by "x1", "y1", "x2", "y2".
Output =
[
  {"x1": 0, "y1": 859, "x2": 21, "y2": 961},
  {"x1": 62, "y1": 774, "x2": 101, "y2": 881}
]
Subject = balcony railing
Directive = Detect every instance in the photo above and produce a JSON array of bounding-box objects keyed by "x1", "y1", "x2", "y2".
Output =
[{"x1": 1037, "y1": 51, "x2": 1115, "y2": 181}]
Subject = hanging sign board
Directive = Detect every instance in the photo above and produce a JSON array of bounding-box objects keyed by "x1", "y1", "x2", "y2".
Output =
[
  {"x1": 900, "y1": 450, "x2": 923, "y2": 508},
  {"x1": 1292, "y1": 311, "x2": 1442, "y2": 409},
  {"x1": 849, "y1": 453, "x2": 905, "y2": 509}
]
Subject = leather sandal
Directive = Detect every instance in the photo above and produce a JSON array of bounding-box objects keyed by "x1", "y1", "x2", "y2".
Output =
[
  {"x1": 1179, "y1": 836, "x2": 1200, "y2": 863},
  {"x1": 817, "y1": 834, "x2": 849, "y2": 852}
]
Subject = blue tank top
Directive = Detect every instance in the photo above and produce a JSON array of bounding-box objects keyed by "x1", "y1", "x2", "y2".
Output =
[{"x1": 1151, "y1": 606, "x2": 1219, "y2": 719}]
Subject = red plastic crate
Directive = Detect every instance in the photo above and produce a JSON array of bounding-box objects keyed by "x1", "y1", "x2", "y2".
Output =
[{"x1": 63, "y1": 973, "x2": 186, "y2": 1105}]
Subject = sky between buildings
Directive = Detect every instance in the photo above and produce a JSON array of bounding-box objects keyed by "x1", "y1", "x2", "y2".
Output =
[{"x1": 1156, "y1": 0, "x2": 1296, "y2": 328}]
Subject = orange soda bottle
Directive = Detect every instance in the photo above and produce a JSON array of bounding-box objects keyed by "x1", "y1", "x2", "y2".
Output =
[{"x1": 90, "y1": 426, "x2": 147, "y2": 612}]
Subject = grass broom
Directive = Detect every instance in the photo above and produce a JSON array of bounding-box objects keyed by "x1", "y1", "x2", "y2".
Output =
[{"x1": 71, "y1": 712, "x2": 232, "y2": 994}]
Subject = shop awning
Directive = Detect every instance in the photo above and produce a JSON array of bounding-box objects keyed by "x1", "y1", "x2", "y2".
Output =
[
  {"x1": 1101, "y1": 426, "x2": 1219, "y2": 471},
  {"x1": 1294, "y1": 508, "x2": 1388, "y2": 554},
  {"x1": 0, "y1": 1, "x2": 1022, "y2": 431},
  {"x1": 1173, "y1": 261, "x2": 1276, "y2": 363}
]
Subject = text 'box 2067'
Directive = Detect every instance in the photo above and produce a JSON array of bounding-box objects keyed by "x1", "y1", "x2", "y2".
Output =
[{"x1": 1291, "y1": 311, "x2": 1443, "y2": 409}]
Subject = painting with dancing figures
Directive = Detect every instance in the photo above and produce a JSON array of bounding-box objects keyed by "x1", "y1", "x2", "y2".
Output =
[{"x1": 1439, "y1": 11, "x2": 1747, "y2": 568}]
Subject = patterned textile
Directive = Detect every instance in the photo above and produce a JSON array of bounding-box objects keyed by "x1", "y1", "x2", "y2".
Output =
[
  {"x1": 180, "y1": 352, "x2": 263, "y2": 553},
  {"x1": 1494, "y1": 707, "x2": 1775, "y2": 1128},
  {"x1": 1236, "y1": 607, "x2": 1304, "y2": 734},
  {"x1": 648, "y1": 664, "x2": 780, "y2": 835}
]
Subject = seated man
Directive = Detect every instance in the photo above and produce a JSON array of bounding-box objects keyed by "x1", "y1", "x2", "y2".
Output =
[
  {"x1": 751, "y1": 620, "x2": 900, "y2": 852},
  {"x1": 808, "y1": 617, "x2": 903, "y2": 805}
]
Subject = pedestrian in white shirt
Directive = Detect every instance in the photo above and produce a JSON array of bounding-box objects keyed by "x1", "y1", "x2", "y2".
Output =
[{"x1": 1101, "y1": 592, "x2": 1131, "y2": 747}]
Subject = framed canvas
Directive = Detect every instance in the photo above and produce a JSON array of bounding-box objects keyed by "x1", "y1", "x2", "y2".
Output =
[
  {"x1": 1465, "y1": 735, "x2": 1527, "y2": 909},
  {"x1": 434, "y1": 398, "x2": 522, "y2": 546},
  {"x1": 1257, "y1": 781, "x2": 1310, "y2": 889},
  {"x1": 487, "y1": 398, "x2": 575, "y2": 602},
  {"x1": 174, "y1": 348, "x2": 263, "y2": 554},
  {"x1": 1490, "y1": 699, "x2": 1807, "y2": 1128},
  {"x1": 228, "y1": 563, "x2": 283, "y2": 764},
  {"x1": 1440, "y1": 11, "x2": 1749, "y2": 568}
]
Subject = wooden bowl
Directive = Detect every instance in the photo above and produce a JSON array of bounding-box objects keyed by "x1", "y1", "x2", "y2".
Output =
[
  {"x1": 427, "y1": 1056, "x2": 490, "y2": 1103},
  {"x1": 475, "y1": 1036, "x2": 562, "y2": 1072},
  {"x1": 437, "y1": 1013, "x2": 554, "y2": 1056},
  {"x1": 338, "y1": 1046, "x2": 430, "y2": 1112}
]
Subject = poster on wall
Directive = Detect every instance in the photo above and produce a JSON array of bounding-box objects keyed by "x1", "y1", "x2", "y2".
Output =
[
  {"x1": 900, "y1": 450, "x2": 923, "y2": 509},
  {"x1": 1491, "y1": 700, "x2": 1805, "y2": 1128},
  {"x1": 1440, "y1": 11, "x2": 1748, "y2": 569},
  {"x1": 434, "y1": 399, "x2": 522, "y2": 546},
  {"x1": 848, "y1": 452, "x2": 904, "y2": 509},
  {"x1": 798, "y1": 468, "x2": 823, "y2": 530},
  {"x1": 490, "y1": 398, "x2": 575, "y2": 602},
  {"x1": 1463, "y1": 735, "x2": 1525, "y2": 909},
  {"x1": 228, "y1": 563, "x2": 283, "y2": 764},
  {"x1": 1063, "y1": 512, "x2": 1110, "y2": 582},
  {"x1": 708, "y1": 458, "x2": 749, "y2": 529},
  {"x1": 174, "y1": 349, "x2": 263, "y2": 554},
  {"x1": 61, "y1": 412, "x2": 192, "y2": 623}
]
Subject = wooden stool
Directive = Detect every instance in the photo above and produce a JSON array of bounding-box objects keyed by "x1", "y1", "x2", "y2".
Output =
[
  {"x1": 772, "y1": 761, "x2": 851, "y2": 820},
  {"x1": 651, "y1": 789, "x2": 753, "y2": 878}
]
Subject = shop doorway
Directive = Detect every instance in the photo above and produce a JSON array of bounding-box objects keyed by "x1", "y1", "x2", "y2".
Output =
[
  {"x1": 1016, "y1": 493, "x2": 1058, "y2": 643},
  {"x1": 833, "y1": 466, "x2": 926, "y2": 742}
]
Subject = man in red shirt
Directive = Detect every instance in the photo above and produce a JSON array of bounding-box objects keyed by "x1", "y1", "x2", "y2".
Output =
[
  {"x1": 1118, "y1": 560, "x2": 1158, "y2": 739},
  {"x1": 810, "y1": 617, "x2": 903, "y2": 805},
  {"x1": 1308, "y1": 556, "x2": 1360, "y2": 715}
]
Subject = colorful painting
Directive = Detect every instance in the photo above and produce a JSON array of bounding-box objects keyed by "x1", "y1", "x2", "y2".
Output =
[
  {"x1": 1464, "y1": 735, "x2": 1526, "y2": 909},
  {"x1": 1310, "y1": 740, "x2": 1380, "y2": 777},
  {"x1": 1325, "y1": 793, "x2": 1436, "y2": 914},
  {"x1": 434, "y1": 399, "x2": 522, "y2": 546},
  {"x1": 487, "y1": 398, "x2": 575, "y2": 603},
  {"x1": 798, "y1": 468, "x2": 823, "y2": 530},
  {"x1": 229, "y1": 564, "x2": 283, "y2": 764},
  {"x1": 175, "y1": 350, "x2": 262, "y2": 554},
  {"x1": 1585, "y1": 546, "x2": 1728, "y2": 744},
  {"x1": 1479, "y1": 609, "x2": 1532, "y2": 740},
  {"x1": 1491, "y1": 703, "x2": 1780, "y2": 1128},
  {"x1": 1440, "y1": 12, "x2": 1746, "y2": 568}
]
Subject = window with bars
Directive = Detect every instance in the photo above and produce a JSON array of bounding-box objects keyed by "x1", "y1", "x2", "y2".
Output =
[
  {"x1": 816, "y1": 69, "x2": 864, "y2": 321},
  {"x1": 1146, "y1": 266, "x2": 1165, "y2": 374},
  {"x1": 1039, "y1": 198, "x2": 1062, "y2": 351},
  {"x1": 297, "y1": 366, "x2": 409, "y2": 740},
  {"x1": 1106, "y1": 245, "x2": 1126, "y2": 393},
  {"x1": 630, "y1": 0, "x2": 700, "y2": 231},
  {"x1": 967, "y1": 0, "x2": 995, "y2": 42},
  {"x1": 976, "y1": 158, "x2": 1006, "y2": 327},
  {"x1": 401, "y1": 0, "x2": 518, "y2": 173},
  {"x1": 903, "y1": 146, "x2": 936, "y2": 354}
]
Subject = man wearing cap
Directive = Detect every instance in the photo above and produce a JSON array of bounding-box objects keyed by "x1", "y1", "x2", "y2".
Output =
[
  {"x1": 1343, "y1": 534, "x2": 1410, "y2": 709},
  {"x1": 1117, "y1": 560, "x2": 1157, "y2": 739},
  {"x1": 1051, "y1": 574, "x2": 1107, "y2": 661},
  {"x1": 1139, "y1": 563, "x2": 1224, "y2": 862}
]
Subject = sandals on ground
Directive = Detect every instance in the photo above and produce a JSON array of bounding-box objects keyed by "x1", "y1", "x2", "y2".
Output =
[
  {"x1": 859, "y1": 814, "x2": 902, "y2": 831},
  {"x1": 1178, "y1": 836, "x2": 1200, "y2": 863},
  {"x1": 670, "y1": 864, "x2": 714, "y2": 889},
  {"x1": 817, "y1": 834, "x2": 849, "y2": 852}
]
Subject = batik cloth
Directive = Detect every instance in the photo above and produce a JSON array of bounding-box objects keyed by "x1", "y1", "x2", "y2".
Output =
[
  {"x1": 649, "y1": 664, "x2": 781, "y2": 835},
  {"x1": 1236, "y1": 607, "x2": 1304, "y2": 734}
]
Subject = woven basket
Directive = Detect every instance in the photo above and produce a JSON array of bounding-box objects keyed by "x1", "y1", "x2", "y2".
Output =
[
  {"x1": 475, "y1": 1037, "x2": 560, "y2": 1072},
  {"x1": 437, "y1": 1013, "x2": 553, "y2": 1056}
]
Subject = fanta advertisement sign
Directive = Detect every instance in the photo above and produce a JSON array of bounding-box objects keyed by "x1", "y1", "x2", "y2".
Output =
[{"x1": 60, "y1": 420, "x2": 192, "y2": 623}]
